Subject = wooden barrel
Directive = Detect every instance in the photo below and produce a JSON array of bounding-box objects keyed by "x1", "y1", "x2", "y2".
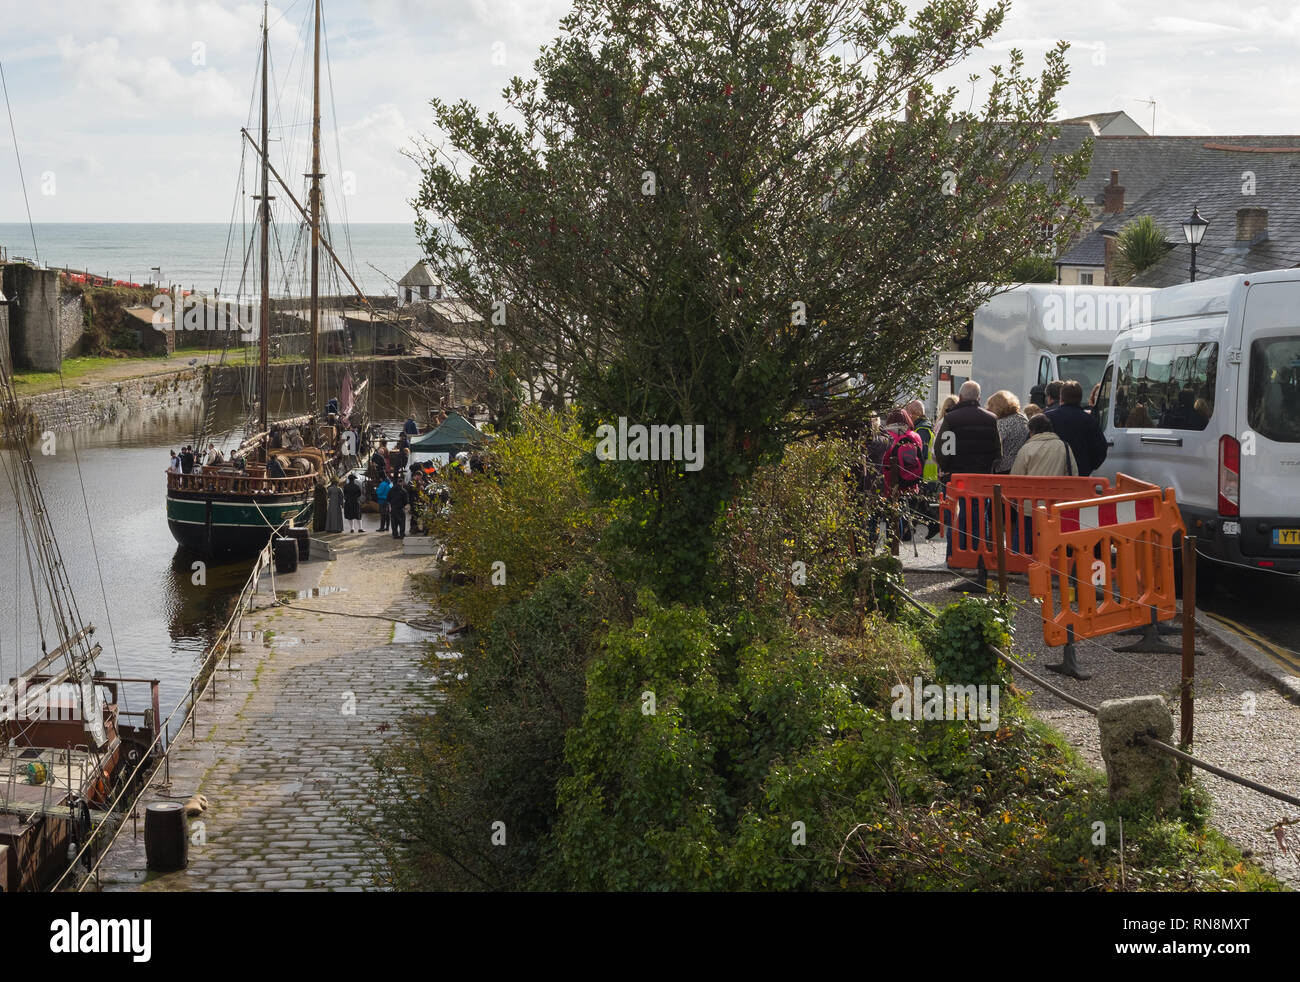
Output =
[
  {"x1": 273, "y1": 536, "x2": 299, "y2": 574},
  {"x1": 286, "y1": 526, "x2": 311, "y2": 561},
  {"x1": 144, "y1": 801, "x2": 188, "y2": 872}
]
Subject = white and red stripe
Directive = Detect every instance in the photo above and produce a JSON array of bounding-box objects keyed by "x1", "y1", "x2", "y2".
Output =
[{"x1": 1059, "y1": 495, "x2": 1157, "y2": 533}]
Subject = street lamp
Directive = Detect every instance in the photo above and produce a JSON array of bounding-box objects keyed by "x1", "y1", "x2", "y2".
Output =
[{"x1": 1181, "y1": 206, "x2": 1210, "y2": 282}]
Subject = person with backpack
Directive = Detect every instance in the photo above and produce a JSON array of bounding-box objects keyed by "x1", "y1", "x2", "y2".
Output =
[
  {"x1": 882, "y1": 409, "x2": 924, "y2": 542},
  {"x1": 905, "y1": 399, "x2": 942, "y2": 540},
  {"x1": 904, "y1": 400, "x2": 934, "y2": 471},
  {"x1": 883, "y1": 410, "x2": 924, "y2": 496}
]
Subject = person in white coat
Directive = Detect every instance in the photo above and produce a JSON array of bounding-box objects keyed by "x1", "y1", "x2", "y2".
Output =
[{"x1": 1010, "y1": 413, "x2": 1078, "y2": 476}]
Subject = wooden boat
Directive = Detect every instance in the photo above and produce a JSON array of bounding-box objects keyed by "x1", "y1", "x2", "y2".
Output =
[{"x1": 165, "y1": 0, "x2": 370, "y2": 560}]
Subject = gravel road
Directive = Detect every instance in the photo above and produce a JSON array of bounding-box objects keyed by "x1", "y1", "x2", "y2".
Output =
[{"x1": 899, "y1": 533, "x2": 1300, "y2": 889}]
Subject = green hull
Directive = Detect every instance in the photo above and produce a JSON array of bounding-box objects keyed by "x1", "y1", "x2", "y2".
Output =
[{"x1": 167, "y1": 491, "x2": 313, "y2": 559}]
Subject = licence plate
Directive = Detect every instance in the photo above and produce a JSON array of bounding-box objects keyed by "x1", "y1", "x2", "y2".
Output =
[{"x1": 1273, "y1": 528, "x2": 1300, "y2": 546}]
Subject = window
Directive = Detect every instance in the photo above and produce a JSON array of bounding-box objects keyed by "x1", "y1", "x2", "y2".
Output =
[
  {"x1": 1079, "y1": 272, "x2": 1094, "y2": 285},
  {"x1": 1056, "y1": 354, "x2": 1108, "y2": 403},
  {"x1": 1095, "y1": 363, "x2": 1113, "y2": 424},
  {"x1": 1248, "y1": 337, "x2": 1300, "y2": 443},
  {"x1": 1112, "y1": 342, "x2": 1218, "y2": 430},
  {"x1": 1037, "y1": 355, "x2": 1052, "y2": 387}
]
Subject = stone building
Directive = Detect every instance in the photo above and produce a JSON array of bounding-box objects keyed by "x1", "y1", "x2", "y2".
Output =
[{"x1": 0, "y1": 263, "x2": 83, "y2": 371}]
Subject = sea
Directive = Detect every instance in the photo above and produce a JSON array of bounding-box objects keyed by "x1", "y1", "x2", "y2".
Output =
[{"x1": 0, "y1": 222, "x2": 425, "y2": 299}]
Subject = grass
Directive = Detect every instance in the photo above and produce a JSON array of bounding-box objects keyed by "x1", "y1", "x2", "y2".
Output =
[{"x1": 10, "y1": 355, "x2": 175, "y2": 394}]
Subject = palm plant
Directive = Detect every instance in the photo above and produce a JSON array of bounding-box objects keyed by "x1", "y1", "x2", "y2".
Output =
[{"x1": 1112, "y1": 215, "x2": 1171, "y2": 284}]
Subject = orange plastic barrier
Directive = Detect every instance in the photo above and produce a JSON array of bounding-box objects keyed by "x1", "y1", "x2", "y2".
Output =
[
  {"x1": 940, "y1": 474, "x2": 1113, "y2": 576},
  {"x1": 1027, "y1": 474, "x2": 1185, "y2": 648}
]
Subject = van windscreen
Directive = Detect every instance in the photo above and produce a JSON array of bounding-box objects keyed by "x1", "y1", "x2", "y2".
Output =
[
  {"x1": 1055, "y1": 355, "x2": 1107, "y2": 403},
  {"x1": 1248, "y1": 337, "x2": 1300, "y2": 443}
]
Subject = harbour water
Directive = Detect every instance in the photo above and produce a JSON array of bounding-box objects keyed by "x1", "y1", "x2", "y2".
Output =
[{"x1": 0, "y1": 223, "x2": 425, "y2": 298}]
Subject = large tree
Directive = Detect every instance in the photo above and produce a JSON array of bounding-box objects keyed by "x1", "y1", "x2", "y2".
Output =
[{"x1": 412, "y1": 0, "x2": 1089, "y2": 599}]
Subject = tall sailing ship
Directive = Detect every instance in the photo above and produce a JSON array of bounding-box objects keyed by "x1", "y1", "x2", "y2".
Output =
[{"x1": 165, "y1": 0, "x2": 371, "y2": 559}]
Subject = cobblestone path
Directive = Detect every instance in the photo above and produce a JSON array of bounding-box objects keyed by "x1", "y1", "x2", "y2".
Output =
[{"x1": 99, "y1": 529, "x2": 443, "y2": 891}]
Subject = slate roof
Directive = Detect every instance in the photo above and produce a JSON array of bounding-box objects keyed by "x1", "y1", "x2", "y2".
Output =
[
  {"x1": 1094, "y1": 144, "x2": 1300, "y2": 287},
  {"x1": 1055, "y1": 230, "x2": 1107, "y2": 268},
  {"x1": 1024, "y1": 125, "x2": 1300, "y2": 211}
]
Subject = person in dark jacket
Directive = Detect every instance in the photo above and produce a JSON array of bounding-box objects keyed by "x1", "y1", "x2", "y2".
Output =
[
  {"x1": 342, "y1": 474, "x2": 363, "y2": 532},
  {"x1": 388, "y1": 479, "x2": 408, "y2": 539},
  {"x1": 934, "y1": 381, "x2": 1001, "y2": 559},
  {"x1": 933, "y1": 381, "x2": 1001, "y2": 476},
  {"x1": 1045, "y1": 380, "x2": 1108, "y2": 476}
]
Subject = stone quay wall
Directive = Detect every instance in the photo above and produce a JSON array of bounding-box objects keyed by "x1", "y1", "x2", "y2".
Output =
[{"x1": 15, "y1": 367, "x2": 208, "y2": 434}]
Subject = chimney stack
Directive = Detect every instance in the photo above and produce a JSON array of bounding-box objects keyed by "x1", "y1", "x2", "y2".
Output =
[
  {"x1": 1236, "y1": 207, "x2": 1268, "y2": 244},
  {"x1": 1102, "y1": 170, "x2": 1125, "y2": 214}
]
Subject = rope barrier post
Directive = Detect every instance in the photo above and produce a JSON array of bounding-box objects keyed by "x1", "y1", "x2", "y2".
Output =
[
  {"x1": 992, "y1": 484, "x2": 1007, "y2": 600},
  {"x1": 1180, "y1": 535, "x2": 1197, "y2": 759}
]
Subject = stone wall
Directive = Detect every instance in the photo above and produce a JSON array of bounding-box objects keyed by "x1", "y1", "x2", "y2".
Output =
[
  {"x1": 16, "y1": 366, "x2": 208, "y2": 434},
  {"x1": 0, "y1": 264, "x2": 83, "y2": 370}
]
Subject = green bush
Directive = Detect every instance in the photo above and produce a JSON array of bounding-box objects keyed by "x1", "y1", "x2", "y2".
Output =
[
  {"x1": 424, "y1": 405, "x2": 607, "y2": 630},
  {"x1": 921, "y1": 595, "x2": 1015, "y2": 686}
]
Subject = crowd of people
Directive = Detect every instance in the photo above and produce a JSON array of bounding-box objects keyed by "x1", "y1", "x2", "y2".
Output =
[
  {"x1": 855, "y1": 375, "x2": 1109, "y2": 552},
  {"x1": 324, "y1": 412, "x2": 470, "y2": 541}
]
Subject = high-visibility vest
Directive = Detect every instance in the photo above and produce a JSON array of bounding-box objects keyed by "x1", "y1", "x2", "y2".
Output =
[{"x1": 920, "y1": 423, "x2": 939, "y2": 482}]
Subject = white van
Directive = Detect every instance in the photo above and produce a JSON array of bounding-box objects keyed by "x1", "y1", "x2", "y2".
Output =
[
  {"x1": 928, "y1": 284, "x2": 1158, "y2": 418},
  {"x1": 1094, "y1": 269, "x2": 1300, "y2": 580}
]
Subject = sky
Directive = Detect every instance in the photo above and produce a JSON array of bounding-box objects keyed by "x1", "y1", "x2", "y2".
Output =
[{"x1": 0, "y1": 0, "x2": 1298, "y2": 224}]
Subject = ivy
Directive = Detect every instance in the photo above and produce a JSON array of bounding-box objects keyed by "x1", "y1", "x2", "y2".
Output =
[{"x1": 922, "y1": 595, "x2": 1015, "y2": 686}]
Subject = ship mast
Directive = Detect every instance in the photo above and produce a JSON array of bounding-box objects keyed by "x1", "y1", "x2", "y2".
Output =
[
  {"x1": 308, "y1": 0, "x2": 322, "y2": 411},
  {"x1": 257, "y1": 1, "x2": 272, "y2": 441}
]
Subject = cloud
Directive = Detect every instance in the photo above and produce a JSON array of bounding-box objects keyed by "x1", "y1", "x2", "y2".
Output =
[{"x1": 54, "y1": 36, "x2": 244, "y2": 118}]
